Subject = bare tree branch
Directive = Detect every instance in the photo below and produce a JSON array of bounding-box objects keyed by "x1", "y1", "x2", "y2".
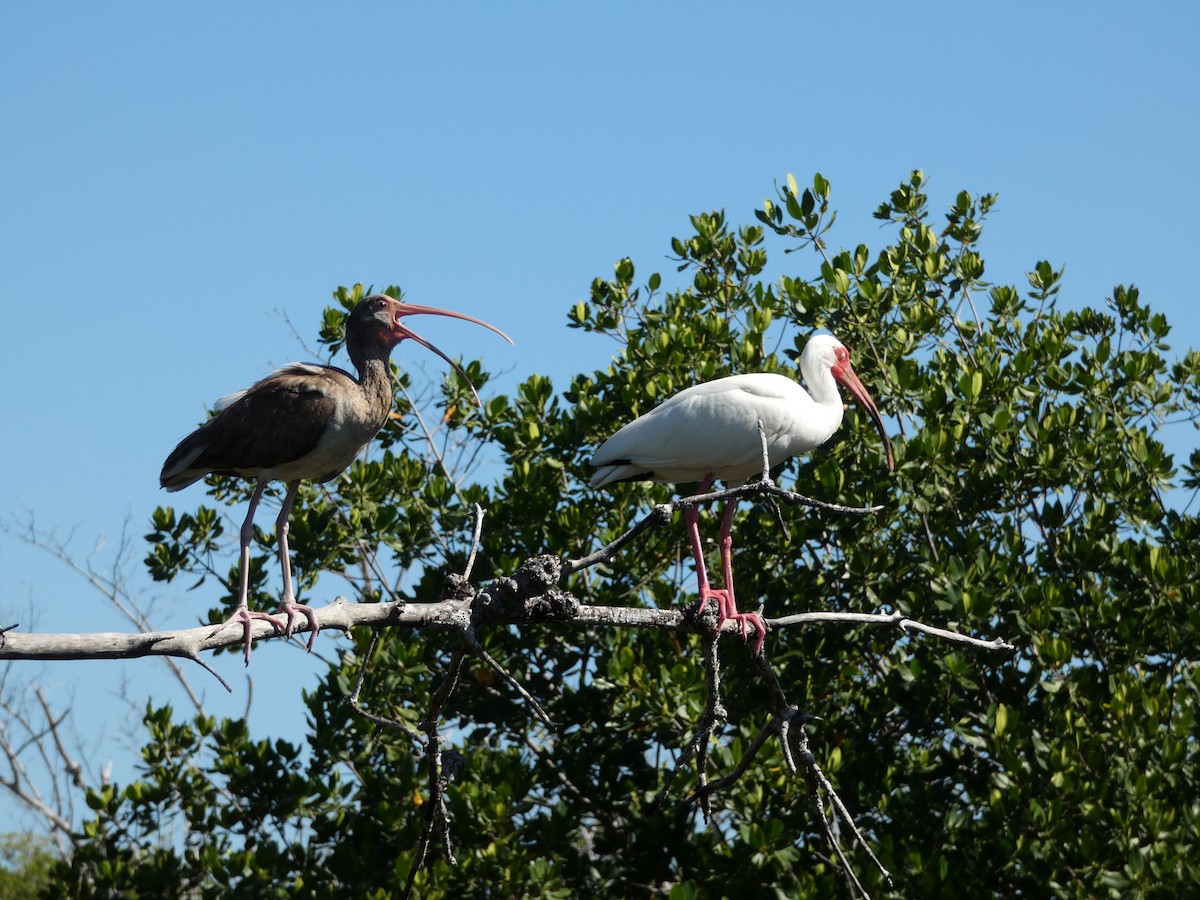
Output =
[{"x1": 0, "y1": 569, "x2": 1014, "y2": 672}]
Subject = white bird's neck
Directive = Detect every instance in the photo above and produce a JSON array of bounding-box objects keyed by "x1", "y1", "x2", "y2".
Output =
[
  {"x1": 798, "y1": 359, "x2": 847, "y2": 450},
  {"x1": 805, "y1": 364, "x2": 843, "y2": 410}
]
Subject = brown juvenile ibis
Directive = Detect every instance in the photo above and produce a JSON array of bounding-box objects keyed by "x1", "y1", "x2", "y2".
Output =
[
  {"x1": 589, "y1": 333, "x2": 893, "y2": 654},
  {"x1": 160, "y1": 294, "x2": 511, "y2": 663}
]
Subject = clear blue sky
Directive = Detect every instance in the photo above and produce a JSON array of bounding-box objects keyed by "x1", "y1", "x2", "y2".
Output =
[{"x1": 2, "y1": 2, "x2": 1198, "y2": 834}]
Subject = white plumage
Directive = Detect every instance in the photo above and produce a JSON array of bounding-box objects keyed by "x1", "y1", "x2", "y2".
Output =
[
  {"x1": 591, "y1": 334, "x2": 891, "y2": 487},
  {"x1": 589, "y1": 332, "x2": 894, "y2": 654},
  {"x1": 590, "y1": 373, "x2": 837, "y2": 487}
]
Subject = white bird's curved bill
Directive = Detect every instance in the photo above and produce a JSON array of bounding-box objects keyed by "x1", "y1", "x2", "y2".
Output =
[{"x1": 832, "y1": 362, "x2": 895, "y2": 472}]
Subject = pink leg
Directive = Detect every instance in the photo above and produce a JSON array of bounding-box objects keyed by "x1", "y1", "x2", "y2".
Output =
[
  {"x1": 210, "y1": 479, "x2": 287, "y2": 665},
  {"x1": 274, "y1": 481, "x2": 320, "y2": 651},
  {"x1": 715, "y1": 497, "x2": 766, "y2": 655},
  {"x1": 686, "y1": 474, "x2": 731, "y2": 621}
]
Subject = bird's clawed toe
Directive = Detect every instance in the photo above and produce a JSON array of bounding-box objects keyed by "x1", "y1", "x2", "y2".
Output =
[
  {"x1": 689, "y1": 591, "x2": 767, "y2": 654},
  {"x1": 210, "y1": 607, "x2": 288, "y2": 666},
  {"x1": 728, "y1": 612, "x2": 767, "y2": 656},
  {"x1": 277, "y1": 599, "x2": 320, "y2": 652},
  {"x1": 691, "y1": 588, "x2": 731, "y2": 619}
]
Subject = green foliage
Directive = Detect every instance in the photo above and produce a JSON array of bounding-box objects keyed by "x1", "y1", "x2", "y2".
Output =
[
  {"x1": 0, "y1": 833, "x2": 56, "y2": 899},
  {"x1": 52, "y1": 172, "x2": 1200, "y2": 896}
]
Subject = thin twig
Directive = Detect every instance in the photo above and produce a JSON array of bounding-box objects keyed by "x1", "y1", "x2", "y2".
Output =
[
  {"x1": 463, "y1": 503, "x2": 486, "y2": 582},
  {"x1": 460, "y1": 633, "x2": 555, "y2": 728},
  {"x1": 686, "y1": 711, "x2": 786, "y2": 806},
  {"x1": 769, "y1": 610, "x2": 1016, "y2": 654},
  {"x1": 655, "y1": 626, "x2": 727, "y2": 814},
  {"x1": 6, "y1": 516, "x2": 211, "y2": 709},
  {"x1": 794, "y1": 723, "x2": 893, "y2": 892},
  {"x1": 344, "y1": 630, "x2": 426, "y2": 748},
  {"x1": 566, "y1": 483, "x2": 882, "y2": 575},
  {"x1": 405, "y1": 648, "x2": 468, "y2": 897},
  {"x1": 799, "y1": 732, "x2": 874, "y2": 899}
]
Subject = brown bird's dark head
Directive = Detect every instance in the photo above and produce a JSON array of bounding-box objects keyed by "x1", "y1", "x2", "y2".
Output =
[{"x1": 348, "y1": 294, "x2": 512, "y2": 404}]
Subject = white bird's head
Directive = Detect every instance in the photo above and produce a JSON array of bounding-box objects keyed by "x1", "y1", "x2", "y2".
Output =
[{"x1": 802, "y1": 333, "x2": 895, "y2": 472}]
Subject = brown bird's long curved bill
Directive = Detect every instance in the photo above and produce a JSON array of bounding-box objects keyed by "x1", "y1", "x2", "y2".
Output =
[
  {"x1": 392, "y1": 303, "x2": 513, "y2": 407},
  {"x1": 834, "y1": 363, "x2": 896, "y2": 472}
]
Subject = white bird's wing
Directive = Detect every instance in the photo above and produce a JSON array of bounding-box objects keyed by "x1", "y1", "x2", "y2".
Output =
[{"x1": 590, "y1": 373, "x2": 817, "y2": 487}]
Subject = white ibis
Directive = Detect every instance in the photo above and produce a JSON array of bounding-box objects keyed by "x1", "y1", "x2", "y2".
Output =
[
  {"x1": 589, "y1": 333, "x2": 894, "y2": 654},
  {"x1": 160, "y1": 294, "x2": 511, "y2": 664}
]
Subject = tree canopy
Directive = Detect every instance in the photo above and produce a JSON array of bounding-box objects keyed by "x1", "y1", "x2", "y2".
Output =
[{"x1": 12, "y1": 170, "x2": 1200, "y2": 897}]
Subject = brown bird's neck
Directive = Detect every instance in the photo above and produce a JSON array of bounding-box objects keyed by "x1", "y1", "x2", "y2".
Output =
[{"x1": 351, "y1": 350, "x2": 396, "y2": 427}]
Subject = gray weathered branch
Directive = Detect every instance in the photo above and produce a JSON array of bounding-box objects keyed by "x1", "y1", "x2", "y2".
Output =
[{"x1": 0, "y1": 555, "x2": 1015, "y2": 688}]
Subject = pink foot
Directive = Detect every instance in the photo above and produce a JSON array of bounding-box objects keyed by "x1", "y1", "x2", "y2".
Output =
[
  {"x1": 211, "y1": 607, "x2": 288, "y2": 666},
  {"x1": 692, "y1": 591, "x2": 767, "y2": 655},
  {"x1": 277, "y1": 598, "x2": 320, "y2": 652},
  {"x1": 691, "y1": 588, "x2": 732, "y2": 619},
  {"x1": 727, "y1": 612, "x2": 767, "y2": 656}
]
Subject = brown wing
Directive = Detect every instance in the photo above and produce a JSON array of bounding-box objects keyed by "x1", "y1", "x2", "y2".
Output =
[{"x1": 160, "y1": 364, "x2": 351, "y2": 490}]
